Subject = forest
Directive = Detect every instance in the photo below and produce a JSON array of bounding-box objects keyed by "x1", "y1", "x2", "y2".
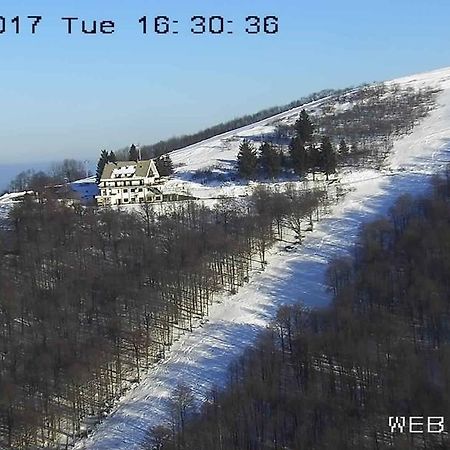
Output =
[
  {"x1": 0, "y1": 81, "x2": 444, "y2": 449},
  {"x1": 148, "y1": 170, "x2": 450, "y2": 450},
  {"x1": 0, "y1": 183, "x2": 327, "y2": 448}
]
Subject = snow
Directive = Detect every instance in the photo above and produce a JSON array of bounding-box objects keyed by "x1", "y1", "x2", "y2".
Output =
[
  {"x1": 0, "y1": 191, "x2": 32, "y2": 221},
  {"x1": 74, "y1": 67, "x2": 450, "y2": 450},
  {"x1": 164, "y1": 88, "x2": 347, "y2": 175},
  {"x1": 71, "y1": 176, "x2": 97, "y2": 185},
  {"x1": 112, "y1": 166, "x2": 136, "y2": 178},
  {"x1": 0, "y1": 191, "x2": 32, "y2": 204}
]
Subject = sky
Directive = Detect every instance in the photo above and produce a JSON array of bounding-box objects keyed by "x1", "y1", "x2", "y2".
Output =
[{"x1": 1, "y1": 0, "x2": 450, "y2": 171}]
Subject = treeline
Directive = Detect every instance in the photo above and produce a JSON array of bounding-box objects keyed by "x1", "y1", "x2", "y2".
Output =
[
  {"x1": 232, "y1": 84, "x2": 439, "y2": 184},
  {"x1": 8, "y1": 159, "x2": 90, "y2": 193},
  {"x1": 316, "y1": 83, "x2": 440, "y2": 166},
  {"x1": 237, "y1": 110, "x2": 337, "y2": 181},
  {"x1": 129, "y1": 88, "x2": 350, "y2": 160},
  {"x1": 0, "y1": 183, "x2": 328, "y2": 448},
  {"x1": 150, "y1": 170, "x2": 450, "y2": 450}
]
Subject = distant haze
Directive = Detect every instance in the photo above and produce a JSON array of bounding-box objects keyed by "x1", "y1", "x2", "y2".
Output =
[
  {"x1": 1, "y1": 0, "x2": 450, "y2": 168},
  {"x1": 0, "y1": 161, "x2": 96, "y2": 192}
]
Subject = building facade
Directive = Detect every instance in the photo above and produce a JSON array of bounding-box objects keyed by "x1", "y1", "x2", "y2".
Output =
[{"x1": 96, "y1": 160, "x2": 163, "y2": 206}]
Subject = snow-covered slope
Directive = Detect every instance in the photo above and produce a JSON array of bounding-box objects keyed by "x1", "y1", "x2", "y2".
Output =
[
  {"x1": 162, "y1": 95, "x2": 332, "y2": 199},
  {"x1": 75, "y1": 67, "x2": 450, "y2": 450}
]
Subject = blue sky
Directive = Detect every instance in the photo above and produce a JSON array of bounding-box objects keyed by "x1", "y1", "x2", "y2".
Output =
[{"x1": 1, "y1": 0, "x2": 450, "y2": 167}]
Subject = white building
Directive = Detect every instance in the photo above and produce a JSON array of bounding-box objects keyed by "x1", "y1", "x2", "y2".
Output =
[{"x1": 96, "y1": 160, "x2": 163, "y2": 206}]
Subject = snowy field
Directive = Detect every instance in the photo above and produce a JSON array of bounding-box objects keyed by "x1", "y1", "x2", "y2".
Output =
[{"x1": 73, "y1": 67, "x2": 450, "y2": 449}]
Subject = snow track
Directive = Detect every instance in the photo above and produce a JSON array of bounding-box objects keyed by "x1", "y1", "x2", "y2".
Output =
[{"x1": 75, "y1": 67, "x2": 450, "y2": 449}]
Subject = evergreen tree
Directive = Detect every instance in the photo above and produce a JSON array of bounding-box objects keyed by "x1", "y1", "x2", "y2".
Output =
[
  {"x1": 338, "y1": 138, "x2": 349, "y2": 158},
  {"x1": 96, "y1": 149, "x2": 110, "y2": 184},
  {"x1": 308, "y1": 143, "x2": 321, "y2": 181},
  {"x1": 156, "y1": 155, "x2": 174, "y2": 177},
  {"x1": 129, "y1": 144, "x2": 139, "y2": 161},
  {"x1": 349, "y1": 142, "x2": 359, "y2": 165},
  {"x1": 294, "y1": 109, "x2": 314, "y2": 143},
  {"x1": 237, "y1": 140, "x2": 258, "y2": 179},
  {"x1": 259, "y1": 142, "x2": 281, "y2": 178},
  {"x1": 279, "y1": 149, "x2": 289, "y2": 172},
  {"x1": 289, "y1": 137, "x2": 308, "y2": 177},
  {"x1": 320, "y1": 136, "x2": 337, "y2": 180},
  {"x1": 109, "y1": 151, "x2": 117, "y2": 163}
]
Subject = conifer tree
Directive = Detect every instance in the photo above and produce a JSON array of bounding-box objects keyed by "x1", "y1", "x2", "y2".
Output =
[
  {"x1": 289, "y1": 137, "x2": 308, "y2": 177},
  {"x1": 237, "y1": 140, "x2": 258, "y2": 179},
  {"x1": 129, "y1": 144, "x2": 139, "y2": 161},
  {"x1": 308, "y1": 143, "x2": 321, "y2": 181},
  {"x1": 96, "y1": 149, "x2": 110, "y2": 183},
  {"x1": 109, "y1": 151, "x2": 117, "y2": 163},
  {"x1": 156, "y1": 155, "x2": 174, "y2": 176},
  {"x1": 294, "y1": 109, "x2": 315, "y2": 143},
  {"x1": 259, "y1": 142, "x2": 281, "y2": 178},
  {"x1": 320, "y1": 136, "x2": 337, "y2": 180},
  {"x1": 338, "y1": 138, "x2": 349, "y2": 158}
]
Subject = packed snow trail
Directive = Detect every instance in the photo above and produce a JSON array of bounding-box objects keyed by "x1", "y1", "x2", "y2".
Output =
[{"x1": 75, "y1": 67, "x2": 450, "y2": 449}]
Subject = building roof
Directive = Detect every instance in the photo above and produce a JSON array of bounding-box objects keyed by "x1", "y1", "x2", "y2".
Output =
[
  {"x1": 101, "y1": 160, "x2": 159, "y2": 181},
  {"x1": 70, "y1": 176, "x2": 97, "y2": 185}
]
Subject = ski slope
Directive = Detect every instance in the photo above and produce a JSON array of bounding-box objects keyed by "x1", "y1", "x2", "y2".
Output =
[{"x1": 74, "y1": 67, "x2": 450, "y2": 450}]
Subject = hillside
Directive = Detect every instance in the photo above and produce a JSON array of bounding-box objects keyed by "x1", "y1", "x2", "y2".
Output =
[
  {"x1": 154, "y1": 173, "x2": 450, "y2": 450},
  {"x1": 72, "y1": 67, "x2": 450, "y2": 449}
]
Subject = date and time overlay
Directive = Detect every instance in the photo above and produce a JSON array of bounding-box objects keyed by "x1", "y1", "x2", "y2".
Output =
[{"x1": 0, "y1": 15, "x2": 280, "y2": 36}]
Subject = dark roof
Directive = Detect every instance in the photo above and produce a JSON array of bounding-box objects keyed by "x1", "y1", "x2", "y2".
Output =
[{"x1": 101, "y1": 160, "x2": 159, "y2": 180}]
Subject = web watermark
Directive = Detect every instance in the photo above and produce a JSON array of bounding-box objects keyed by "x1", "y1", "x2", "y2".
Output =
[{"x1": 389, "y1": 417, "x2": 445, "y2": 434}]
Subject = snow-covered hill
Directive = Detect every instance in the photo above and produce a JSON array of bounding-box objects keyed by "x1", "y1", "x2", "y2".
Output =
[
  {"x1": 161, "y1": 97, "x2": 329, "y2": 199},
  {"x1": 74, "y1": 67, "x2": 450, "y2": 450}
]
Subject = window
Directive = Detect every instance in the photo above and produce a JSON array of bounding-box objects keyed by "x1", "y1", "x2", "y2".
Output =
[{"x1": 124, "y1": 189, "x2": 128, "y2": 193}]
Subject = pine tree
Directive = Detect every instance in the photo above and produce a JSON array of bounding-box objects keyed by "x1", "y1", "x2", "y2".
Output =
[
  {"x1": 96, "y1": 149, "x2": 110, "y2": 184},
  {"x1": 289, "y1": 137, "x2": 308, "y2": 177},
  {"x1": 237, "y1": 140, "x2": 258, "y2": 179},
  {"x1": 320, "y1": 136, "x2": 337, "y2": 180},
  {"x1": 109, "y1": 151, "x2": 117, "y2": 163},
  {"x1": 294, "y1": 109, "x2": 315, "y2": 143},
  {"x1": 308, "y1": 143, "x2": 321, "y2": 181},
  {"x1": 259, "y1": 142, "x2": 281, "y2": 178},
  {"x1": 129, "y1": 144, "x2": 139, "y2": 161},
  {"x1": 156, "y1": 155, "x2": 174, "y2": 176},
  {"x1": 338, "y1": 138, "x2": 349, "y2": 158}
]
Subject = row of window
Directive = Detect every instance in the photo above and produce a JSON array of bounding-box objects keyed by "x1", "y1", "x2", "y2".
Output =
[
  {"x1": 116, "y1": 196, "x2": 162, "y2": 205},
  {"x1": 101, "y1": 188, "x2": 145, "y2": 196},
  {"x1": 103, "y1": 180, "x2": 145, "y2": 188}
]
